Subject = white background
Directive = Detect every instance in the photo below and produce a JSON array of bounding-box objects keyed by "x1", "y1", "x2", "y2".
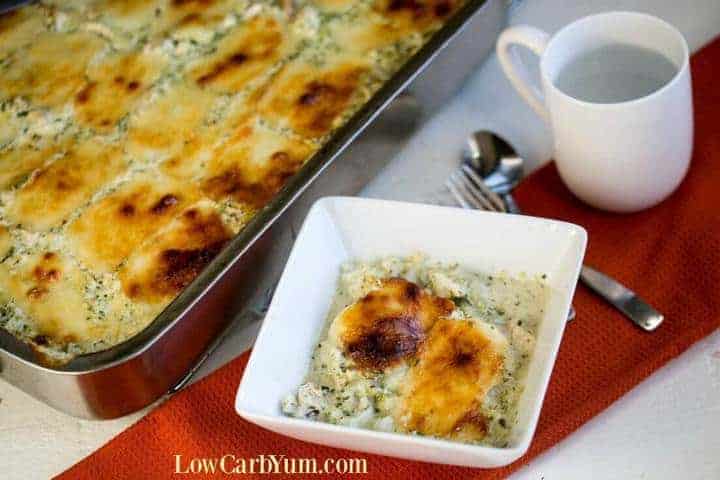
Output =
[{"x1": 2, "y1": 1, "x2": 720, "y2": 478}]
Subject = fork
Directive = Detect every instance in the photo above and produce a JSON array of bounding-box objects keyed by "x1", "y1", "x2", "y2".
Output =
[{"x1": 447, "y1": 162, "x2": 665, "y2": 331}]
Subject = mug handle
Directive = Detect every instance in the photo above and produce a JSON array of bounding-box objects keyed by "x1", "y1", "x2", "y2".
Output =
[{"x1": 496, "y1": 25, "x2": 551, "y2": 122}]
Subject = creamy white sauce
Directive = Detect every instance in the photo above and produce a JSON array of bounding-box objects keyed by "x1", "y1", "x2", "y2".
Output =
[{"x1": 282, "y1": 254, "x2": 550, "y2": 447}]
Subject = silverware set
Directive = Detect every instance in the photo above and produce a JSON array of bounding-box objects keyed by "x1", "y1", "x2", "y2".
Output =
[{"x1": 447, "y1": 131, "x2": 664, "y2": 331}]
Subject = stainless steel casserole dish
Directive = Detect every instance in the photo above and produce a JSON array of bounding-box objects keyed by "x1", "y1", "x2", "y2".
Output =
[{"x1": 0, "y1": 0, "x2": 508, "y2": 418}]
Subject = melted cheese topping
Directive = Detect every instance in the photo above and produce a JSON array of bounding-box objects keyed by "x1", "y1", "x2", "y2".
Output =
[
  {"x1": 202, "y1": 116, "x2": 316, "y2": 208},
  {"x1": 189, "y1": 16, "x2": 292, "y2": 93},
  {"x1": 74, "y1": 51, "x2": 166, "y2": 132},
  {"x1": 327, "y1": 278, "x2": 506, "y2": 440},
  {"x1": 0, "y1": 252, "x2": 92, "y2": 345},
  {"x1": 127, "y1": 83, "x2": 218, "y2": 161},
  {"x1": 119, "y1": 201, "x2": 232, "y2": 304},
  {"x1": 329, "y1": 278, "x2": 454, "y2": 370},
  {"x1": 83, "y1": 0, "x2": 162, "y2": 34},
  {"x1": 68, "y1": 174, "x2": 200, "y2": 272},
  {"x1": 0, "y1": 31, "x2": 106, "y2": 107},
  {"x1": 0, "y1": 0, "x2": 459, "y2": 362},
  {"x1": 0, "y1": 7, "x2": 49, "y2": 56},
  {"x1": 6, "y1": 139, "x2": 126, "y2": 231},
  {"x1": 396, "y1": 318, "x2": 507, "y2": 438},
  {"x1": 374, "y1": 0, "x2": 461, "y2": 33},
  {"x1": 284, "y1": 258, "x2": 547, "y2": 447},
  {"x1": 0, "y1": 225, "x2": 12, "y2": 258},
  {"x1": 259, "y1": 56, "x2": 371, "y2": 139},
  {"x1": 156, "y1": 0, "x2": 242, "y2": 41},
  {"x1": 0, "y1": 142, "x2": 62, "y2": 190}
]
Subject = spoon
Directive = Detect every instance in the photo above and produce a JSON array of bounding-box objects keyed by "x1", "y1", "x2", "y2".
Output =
[
  {"x1": 465, "y1": 132, "x2": 524, "y2": 213},
  {"x1": 466, "y1": 131, "x2": 664, "y2": 332}
]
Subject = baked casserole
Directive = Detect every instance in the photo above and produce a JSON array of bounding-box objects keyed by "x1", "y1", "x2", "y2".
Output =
[{"x1": 0, "y1": 0, "x2": 464, "y2": 364}]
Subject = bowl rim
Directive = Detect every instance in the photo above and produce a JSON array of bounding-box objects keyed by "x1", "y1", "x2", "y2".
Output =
[{"x1": 235, "y1": 196, "x2": 587, "y2": 466}]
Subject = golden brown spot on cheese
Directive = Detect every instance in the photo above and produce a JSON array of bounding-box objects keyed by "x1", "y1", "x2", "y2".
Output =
[
  {"x1": 196, "y1": 53, "x2": 248, "y2": 86},
  {"x1": 259, "y1": 60, "x2": 369, "y2": 138},
  {"x1": 375, "y1": 0, "x2": 458, "y2": 33},
  {"x1": 178, "y1": 12, "x2": 202, "y2": 26},
  {"x1": 387, "y1": 0, "x2": 426, "y2": 16},
  {"x1": 0, "y1": 252, "x2": 95, "y2": 345},
  {"x1": 27, "y1": 286, "x2": 48, "y2": 300},
  {"x1": 184, "y1": 208, "x2": 198, "y2": 219},
  {"x1": 171, "y1": 0, "x2": 215, "y2": 7},
  {"x1": 30, "y1": 251, "x2": 63, "y2": 287},
  {"x1": 32, "y1": 317, "x2": 79, "y2": 346},
  {"x1": 332, "y1": 278, "x2": 454, "y2": 371},
  {"x1": 403, "y1": 281, "x2": 421, "y2": 301},
  {"x1": 68, "y1": 176, "x2": 199, "y2": 272},
  {"x1": 203, "y1": 149, "x2": 304, "y2": 208},
  {"x1": 75, "y1": 82, "x2": 96, "y2": 104},
  {"x1": 396, "y1": 319, "x2": 506, "y2": 438},
  {"x1": 74, "y1": 51, "x2": 165, "y2": 132},
  {"x1": 190, "y1": 16, "x2": 288, "y2": 93},
  {"x1": 32, "y1": 265, "x2": 60, "y2": 284},
  {"x1": 0, "y1": 10, "x2": 18, "y2": 25},
  {"x1": 151, "y1": 194, "x2": 179, "y2": 214},
  {"x1": 6, "y1": 140, "x2": 125, "y2": 231},
  {"x1": 346, "y1": 314, "x2": 423, "y2": 370},
  {"x1": 119, "y1": 203, "x2": 233, "y2": 303},
  {"x1": 120, "y1": 203, "x2": 136, "y2": 216},
  {"x1": 154, "y1": 239, "x2": 227, "y2": 292},
  {"x1": 451, "y1": 409, "x2": 488, "y2": 442},
  {"x1": 155, "y1": 0, "x2": 239, "y2": 39},
  {"x1": 201, "y1": 117, "x2": 314, "y2": 208},
  {"x1": 0, "y1": 31, "x2": 105, "y2": 107},
  {"x1": 126, "y1": 282, "x2": 141, "y2": 298},
  {"x1": 393, "y1": 0, "x2": 453, "y2": 16}
]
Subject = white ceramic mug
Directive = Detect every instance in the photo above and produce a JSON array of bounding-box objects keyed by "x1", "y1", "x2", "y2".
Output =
[{"x1": 497, "y1": 12, "x2": 693, "y2": 212}]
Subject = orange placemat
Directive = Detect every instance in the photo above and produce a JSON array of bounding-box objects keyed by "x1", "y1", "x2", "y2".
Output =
[{"x1": 58, "y1": 38, "x2": 720, "y2": 480}]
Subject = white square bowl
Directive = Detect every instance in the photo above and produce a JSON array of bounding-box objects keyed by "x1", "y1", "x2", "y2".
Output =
[{"x1": 236, "y1": 196, "x2": 586, "y2": 468}]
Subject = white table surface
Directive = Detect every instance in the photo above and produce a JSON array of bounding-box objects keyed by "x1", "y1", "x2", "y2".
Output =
[{"x1": 2, "y1": 1, "x2": 720, "y2": 479}]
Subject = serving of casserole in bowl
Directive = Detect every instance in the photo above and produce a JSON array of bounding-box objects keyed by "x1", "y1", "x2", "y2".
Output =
[
  {"x1": 237, "y1": 197, "x2": 586, "y2": 467},
  {"x1": 280, "y1": 256, "x2": 548, "y2": 448}
]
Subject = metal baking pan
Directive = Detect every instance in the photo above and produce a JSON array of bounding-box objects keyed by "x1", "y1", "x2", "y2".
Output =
[{"x1": 0, "y1": 0, "x2": 508, "y2": 419}]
